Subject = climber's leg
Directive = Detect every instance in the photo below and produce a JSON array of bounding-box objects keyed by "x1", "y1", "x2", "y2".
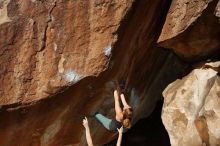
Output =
[
  {"x1": 114, "y1": 90, "x2": 123, "y2": 121},
  {"x1": 95, "y1": 113, "x2": 120, "y2": 132},
  {"x1": 120, "y1": 93, "x2": 131, "y2": 109},
  {"x1": 95, "y1": 113, "x2": 113, "y2": 131}
]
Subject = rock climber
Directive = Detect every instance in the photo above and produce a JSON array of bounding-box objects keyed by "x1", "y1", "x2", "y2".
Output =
[
  {"x1": 82, "y1": 117, "x2": 123, "y2": 146},
  {"x1": 94, "y1": 87, "x2": 133, "y2": 132}
]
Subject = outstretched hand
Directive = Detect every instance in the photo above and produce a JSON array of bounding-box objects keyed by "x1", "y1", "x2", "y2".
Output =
[
  {"x1": 117, "y1": 126, "x2": 123, "y2": 134},
  {"x1": 82, "y1": 117, "x2": 94, "y2": 146},
  {"x1": 82, "y1": 117, "x2": 89, "y2": 128}
]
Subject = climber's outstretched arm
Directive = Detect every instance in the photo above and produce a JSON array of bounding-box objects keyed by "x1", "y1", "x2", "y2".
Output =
[
  {"x1": 120, "y1": 93, "x2": 131, "y2": 109},
  {"x1": 116, "y1": 127, "x2": 123, "y2": 146},
  {"x1": 114, "y1": 90, "x2": 123, "y2": 121},
  {"x1": 82, "y1": 117, "x2": 94, "y2": 146}
]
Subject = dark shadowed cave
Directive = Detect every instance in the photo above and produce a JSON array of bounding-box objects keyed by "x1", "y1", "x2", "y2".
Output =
[{"x1": 105, "y1": 100, "x2": 171, "y2": 146}]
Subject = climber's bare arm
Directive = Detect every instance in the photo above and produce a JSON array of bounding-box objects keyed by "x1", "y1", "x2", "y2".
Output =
[
  {"x1": 120, "y1": 93, "x2": 131, "y2": 110},
  {"x1": 114, "y1": 90, "x2": 123, "y2": 121},
  {"x1": 116, "y1": 127, "x2": 123, "y2": 146},
  {"x1": 82, "y1": 117, "x2": 94, "y2": 146}
]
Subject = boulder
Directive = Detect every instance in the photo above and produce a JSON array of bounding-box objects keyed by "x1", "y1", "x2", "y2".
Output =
[
  {"x1": 158, "y1": 0, "x2": 220, "y2": 61},
  {"x1": 0, "y1": 0, "x2": 133, "y2": 104},
  {"x1": 0, "y1": 0, "x2": 188, "y2": 145},
  {"x1": 162, "y1": 61, "x2": 220, "y2": 146}
]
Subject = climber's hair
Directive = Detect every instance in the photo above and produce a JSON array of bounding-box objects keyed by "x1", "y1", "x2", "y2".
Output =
[
  {"x1": 122, "y1": 108, "x2": 133, "y2": 129},
  {"x1": 124, "y1": 108, "x2": 132, "y2": 118}
]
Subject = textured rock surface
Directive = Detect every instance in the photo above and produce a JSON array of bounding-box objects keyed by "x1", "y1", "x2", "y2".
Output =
[
  {"x1": 0, "y1": 0, "x2": 190, "y2": 146},
  {"x1": 158, "y1": 0, "x2": 220, "y2": 60},
  {"x1": 216, "y1": 0, "x2": 220, "y2": 19},
  {"x1": 162, "y1": 62, "x2": 220, "y2": 146},
  {"x1": 0, "y1": 0, "x2": 133, "y2": 104}
]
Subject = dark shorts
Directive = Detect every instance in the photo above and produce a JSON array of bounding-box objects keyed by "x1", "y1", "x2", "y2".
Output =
[{"x1": 109, "y1": 119, "x2": 122, "y2": 131}]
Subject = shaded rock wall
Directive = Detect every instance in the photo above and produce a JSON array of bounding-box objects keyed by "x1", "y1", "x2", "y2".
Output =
[
  {"x1": 0, "y1": 0, "x2": 190, "y2": 146},
  {"x1": 162, "y1": 62, "x2": 220, "y2": 146},
  {"x1": 158, "y1": 0, "x2": 220, "y2": 61}
]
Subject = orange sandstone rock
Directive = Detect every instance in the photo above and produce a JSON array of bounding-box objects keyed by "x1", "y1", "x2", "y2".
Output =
[
  {"x1": 158, "y1": 0, "x2": 220, "y2": 60},
  {"x1": 0, "y1": 0, "x2": 187, "y2": 146}
]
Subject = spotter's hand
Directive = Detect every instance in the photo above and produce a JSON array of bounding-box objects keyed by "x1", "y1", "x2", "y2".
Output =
[{"x1": 82, "y1": 117, "x2": 89, "y2": 128}]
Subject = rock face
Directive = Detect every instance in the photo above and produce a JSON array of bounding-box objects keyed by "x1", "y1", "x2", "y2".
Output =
[
  {"x1": 0, "y1": 0, "x2": 189, "y2": 146},
  {"x1": 158, "y1": 0, "x2": 220, "y2": 60},
  {"x1": 162, "y1": 62, "x2": 220, "y2": 146},
  {"x1": 0, "y1": 0, "x2": 133, "y2": 104}
]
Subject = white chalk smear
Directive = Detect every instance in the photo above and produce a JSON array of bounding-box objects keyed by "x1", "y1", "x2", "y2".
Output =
[
  {"x1": 51, "y1": 16, "x2": 55, "y2": 22},
  {"x1": 53, "y1": 43, "x2": 57, "y2": 51},
  {"x1": 64, "y1": 70, "x2": 83, "y2": 84},
  {"x1": 104, "y1": 45, "x2": 112, "y2": 56},
  {"x1": 40, "y1": 109, "x2": 67, "y2": 146},
  {"x1": 130, "y1": 88, "x2": 139, "y2": 108}
]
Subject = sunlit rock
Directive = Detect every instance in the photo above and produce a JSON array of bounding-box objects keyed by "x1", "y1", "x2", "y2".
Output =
[{"x1": 162, "y1": 61, "x2": 220, "y2": 146}]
